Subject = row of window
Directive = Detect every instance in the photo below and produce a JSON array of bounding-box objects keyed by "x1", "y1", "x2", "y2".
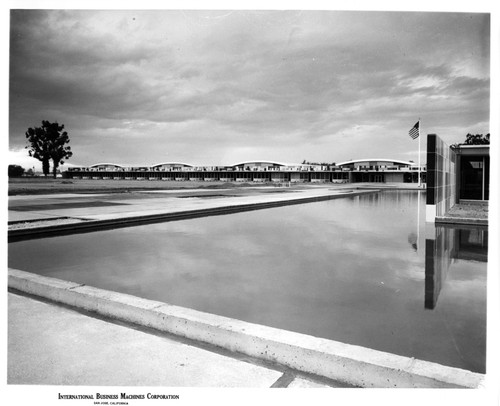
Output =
[
  {"x1": 68, "y1": 165, "x2": 425, "y2": 173},
  {"x1": 66, "y1": 171, "x2": 352, "y2": 181}
]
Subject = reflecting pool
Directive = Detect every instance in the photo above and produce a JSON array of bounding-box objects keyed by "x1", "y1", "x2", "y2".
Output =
[{"x1": 8, "y1": 190, "x2": 487, "y2": 373}]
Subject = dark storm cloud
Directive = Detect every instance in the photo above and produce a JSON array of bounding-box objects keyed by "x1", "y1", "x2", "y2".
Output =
[{"x1": 9, "y1": 10, "x2": 490, "y2": 166}]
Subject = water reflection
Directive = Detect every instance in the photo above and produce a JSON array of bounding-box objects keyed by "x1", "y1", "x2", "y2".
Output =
[
  {"x1": 8, "y1": 190, "x2": 487, "y2": 372},
  {"x1": 424, "y1": 224, "x2": 488, "y2": 309},
  {"x1": 407, "y1": 232, "x2": 418, "y2": 252}
]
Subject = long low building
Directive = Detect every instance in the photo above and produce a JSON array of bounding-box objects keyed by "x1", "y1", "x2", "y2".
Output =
[{"x1": 64, "y1": 159, "x2": 426, "y2": 184}]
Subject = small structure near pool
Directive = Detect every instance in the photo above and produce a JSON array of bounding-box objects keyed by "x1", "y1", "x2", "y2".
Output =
[{"x1": 425, "y1": 133, "x2": 489, "y2": 223}]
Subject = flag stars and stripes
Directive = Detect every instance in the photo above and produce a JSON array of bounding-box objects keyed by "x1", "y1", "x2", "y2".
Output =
[{"x1": 409, "y1": 121, "x2": 420, "y2": 139}]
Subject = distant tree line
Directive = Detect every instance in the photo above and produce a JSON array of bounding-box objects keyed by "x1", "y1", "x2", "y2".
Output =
[
  {"x1": 301, "y1": 160, "x2": 337, "y2": 166},
  {"x1": 8, "y1": 164, "x2": 25, "y2": 177},
  {"x1": 8, "y1": 165, "x2": 35, "y2": 177}
]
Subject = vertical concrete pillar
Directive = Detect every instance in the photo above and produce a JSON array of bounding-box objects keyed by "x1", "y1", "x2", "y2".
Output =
[{"x1": 426, "y1": 134, "x2": 437, "y2": 222}]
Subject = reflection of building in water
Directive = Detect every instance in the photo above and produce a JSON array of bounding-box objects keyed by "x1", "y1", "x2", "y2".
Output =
[
  {"x1": 456, "y1": 228, "x2": 488, "y2": 262},
  {"x1": 424, "y1": 225, "x2": 488, "y2": 309},
  {"x1": 351, "y1": 188, "x2": 424, "y2": 211}
]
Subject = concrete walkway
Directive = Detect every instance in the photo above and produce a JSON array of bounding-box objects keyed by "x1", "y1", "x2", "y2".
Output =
[
  {"x1": 436, "y1": 202, "x2": 489, "y2": 226},
  {"x1": 8, "y1": 183, "x2": 424, "y2": 226},
  {"x1": 8, "y1": 186, "x2": 357, "y2": 223},
  {"x1": 8, "y1": 268, "x2": 484, "y2": 389},
  {"x1": 7, "y1": 291, "x2": 336, "y2": 388},
  {"x1": 8, "y1": 186, "x2": 375, "y2": 241}
]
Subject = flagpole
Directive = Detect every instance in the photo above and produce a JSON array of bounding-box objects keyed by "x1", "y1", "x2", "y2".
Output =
[
  {"x1": 417, "y1": 189, "x2": 421, "y2": 251},
  {"x1": 418, "y1": 118, "x2": 421, "y2": 187}
]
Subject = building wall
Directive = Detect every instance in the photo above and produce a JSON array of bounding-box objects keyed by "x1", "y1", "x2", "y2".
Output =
[
  {"x1": 65, "y1": 167, "x2": 420, "y2": 184},
  {"x1": 426, "y1": 134, "x2": 457, "y2": 222},
  {"x1": 385, "y1": 173, "x2": 405, "y2": 183}
]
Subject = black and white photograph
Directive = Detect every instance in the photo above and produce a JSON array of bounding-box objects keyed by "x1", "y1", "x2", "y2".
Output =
[{"x1": 3, "y1": 1, "x2": 499, "y2": 405}]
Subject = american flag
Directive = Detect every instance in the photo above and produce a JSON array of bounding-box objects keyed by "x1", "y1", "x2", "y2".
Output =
[{"x1": 409, "y1": 121, "x2": 419, "y2": 139}]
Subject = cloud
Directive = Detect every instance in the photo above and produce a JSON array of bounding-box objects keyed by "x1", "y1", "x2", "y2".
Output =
[
  {"x1": 7, "y1": 148, "x2": 77, "y2": 172},
  {"x1": 8, "y1": 148, "x2": 39, "y2": 170},
  {"x1": 8, "y1": 10, "x2": 490, "y2": 166}
]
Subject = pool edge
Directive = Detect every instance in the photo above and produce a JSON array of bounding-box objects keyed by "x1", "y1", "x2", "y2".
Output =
[
  {"x1": 8, "y1": 268, "x2": 485, "y2": 389},
  {"x1": 8, "y1": 189, "x2": 376, "y2": 241}
]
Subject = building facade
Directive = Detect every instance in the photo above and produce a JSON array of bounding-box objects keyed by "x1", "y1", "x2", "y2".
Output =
[
  {"x1": 64, "y1": 159, "x2": 426, "y2": 184},
  {"x1": 425, "y1": 133, "x2": 489, "y2": 222}
]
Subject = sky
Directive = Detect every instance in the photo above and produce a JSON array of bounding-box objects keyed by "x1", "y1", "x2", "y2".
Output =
[{"x1": 8, "y1": 9, "x2": 491, "y2": 170}]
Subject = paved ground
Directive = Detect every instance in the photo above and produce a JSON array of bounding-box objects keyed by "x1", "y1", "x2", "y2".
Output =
[
  {"x1": 8, "y1": 183, "x2": 424, "y2": 226},
  {"x1": 435, "y1": 202, "x2": 489, "y2": 226},
  {"x1": 7, "y1": 184, "x2": 360, "y2": 227},
  {"x1": 8, "y1": 291, "x2": 342, "y2": 387},
  {"x1": 445, "y1": 202, "x2": 489, "y2": 219}
]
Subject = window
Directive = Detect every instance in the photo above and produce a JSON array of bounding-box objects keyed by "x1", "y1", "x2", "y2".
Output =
[{"x1": 460, "y1": 156, "x2": 489, "y2": 200}]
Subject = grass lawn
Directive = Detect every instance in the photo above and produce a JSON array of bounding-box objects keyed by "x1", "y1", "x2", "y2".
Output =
[{"x1": 8, "y1": 177, "x2": 287, "y2": 195}]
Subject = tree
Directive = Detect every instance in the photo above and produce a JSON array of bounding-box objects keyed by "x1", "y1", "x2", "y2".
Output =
[
  {"x1": 25, "y1": 120, "x2": 73, "y2": 178},
  {"x1": 8, "y1": 164, "x2": 25, "y2": 177},
  {"x1": 451, "y1": 133, "x2": 490, "y2": 149},
  {"x1": 464, "y1": 133, "x2": 490, "y2": 145}
]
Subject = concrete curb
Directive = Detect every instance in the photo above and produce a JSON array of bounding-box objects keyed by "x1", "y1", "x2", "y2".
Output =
[
  {"x1": 8, "y1": 190, "x2": 375, "y2": 241},
  {"x1": 435, "y1": 216, "x2": 488, "y2": 226},
  {"x1": 8, "y1": 268, "x2": 484, "y2": 389}
]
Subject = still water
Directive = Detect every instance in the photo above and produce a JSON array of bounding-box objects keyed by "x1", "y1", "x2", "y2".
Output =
[{"x1": 8, "y1": 190, "x2": 487, "y2": 373}]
